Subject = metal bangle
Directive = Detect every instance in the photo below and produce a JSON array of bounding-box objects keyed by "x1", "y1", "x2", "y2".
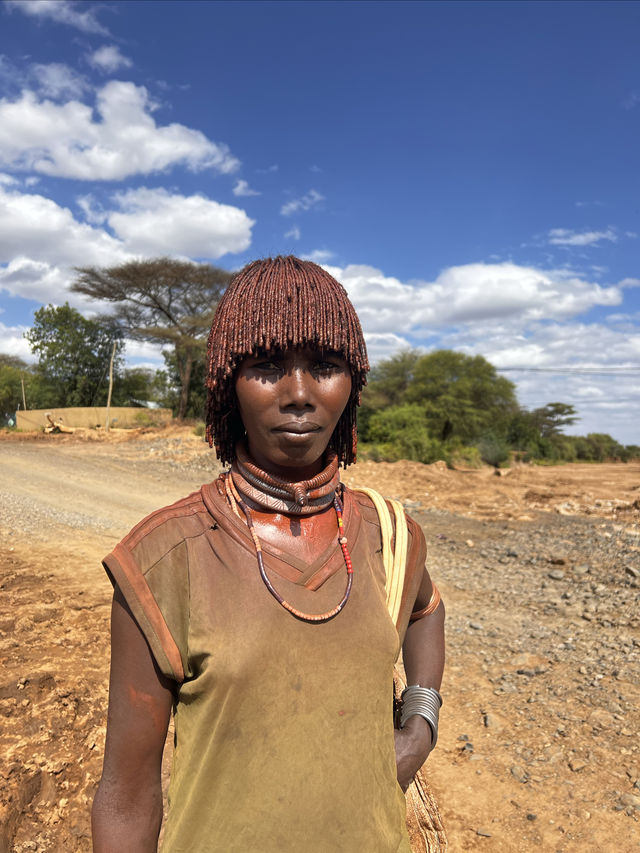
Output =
[{"x1": 399, "y1": 685, "x2": 442, "y2": 749}]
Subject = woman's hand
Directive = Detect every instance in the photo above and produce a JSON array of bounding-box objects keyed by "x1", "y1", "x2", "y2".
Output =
[{"x1": 394, "y1": 714, "x2": 433, "y2": 792}]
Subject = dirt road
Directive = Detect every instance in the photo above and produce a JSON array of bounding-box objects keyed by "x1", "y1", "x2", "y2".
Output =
[{"x1": 1, "y1": 428, "x2": 639, "y2": 851}]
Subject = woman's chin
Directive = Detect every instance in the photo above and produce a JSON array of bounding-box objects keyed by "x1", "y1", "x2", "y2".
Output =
[{"x1": 262, "y1": 433, "x2": 329, "y2": 475}]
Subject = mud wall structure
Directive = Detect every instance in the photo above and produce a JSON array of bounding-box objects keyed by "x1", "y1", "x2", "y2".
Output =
[{"x1": 16, "y1": 406, "x2": 172, "y2": 430}]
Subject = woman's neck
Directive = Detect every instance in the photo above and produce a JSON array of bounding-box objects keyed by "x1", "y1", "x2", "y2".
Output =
[{"x1": 230, "y1": 441, "x2": 340, "y2": 515}]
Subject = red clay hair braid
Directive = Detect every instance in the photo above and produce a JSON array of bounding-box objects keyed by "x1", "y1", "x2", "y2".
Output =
[{"x1": 204, "y1": 255, "x2": 369, "y2": 466}]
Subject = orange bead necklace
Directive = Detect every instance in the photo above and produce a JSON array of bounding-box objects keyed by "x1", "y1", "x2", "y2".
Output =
[{"x1": 225, "y1": 472, "x2": 353, "y2": 624}]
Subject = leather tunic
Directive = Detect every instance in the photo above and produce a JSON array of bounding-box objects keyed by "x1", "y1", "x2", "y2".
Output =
[{"x1": 103, "y1": 484, "x2": 426, "y2": 852}]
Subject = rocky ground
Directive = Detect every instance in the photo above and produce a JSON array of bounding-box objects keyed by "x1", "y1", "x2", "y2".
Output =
[{"x1": 0, "y1": 426, "x2": 639, "y2": 852}]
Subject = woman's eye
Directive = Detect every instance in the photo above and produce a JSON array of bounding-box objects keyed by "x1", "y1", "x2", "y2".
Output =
[
  {"x1": 254, "y1": 361, "x2": 281, "y2": 371},
  {"x1": 313, "y1": 361, "x2": 340, "y2": 373}
]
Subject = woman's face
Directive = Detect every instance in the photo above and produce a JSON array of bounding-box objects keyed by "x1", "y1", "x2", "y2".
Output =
[{"x1": 235, "y1": 346, "x2": 352, "y2": 479}]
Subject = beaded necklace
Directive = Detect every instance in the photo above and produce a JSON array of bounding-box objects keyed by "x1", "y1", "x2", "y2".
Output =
[{"x1": 224, "y1": 471, "x2": 353, "y2": 624}]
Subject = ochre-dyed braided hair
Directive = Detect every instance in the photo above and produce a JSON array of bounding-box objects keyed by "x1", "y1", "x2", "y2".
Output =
[{"x1": 205, "y1": 255, "x2": 369, "y2": 466}]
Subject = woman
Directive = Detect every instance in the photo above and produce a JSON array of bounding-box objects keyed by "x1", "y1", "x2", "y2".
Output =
[{"x1": 92, "y1": 256, "x2": 445, "y2": 852}]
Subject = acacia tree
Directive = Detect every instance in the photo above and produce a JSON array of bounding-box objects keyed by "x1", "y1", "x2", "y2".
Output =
[
  {"x1": 531, "y1": 402, "x2": 578, "y2": 437},
  {"x1": 71, "y1": 258, "x2": 231, "y2": 418},
  {"x1": 25, "y1": 303, "x2": 124, "y2": 408}
]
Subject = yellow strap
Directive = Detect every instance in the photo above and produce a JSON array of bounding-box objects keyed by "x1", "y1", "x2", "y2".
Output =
[
  {"x1": 388, "y1": 498, "x2": 407, "y2": 626},
  {"x1": 353, "y1": 487, "x2": 408, "y2": 628}
]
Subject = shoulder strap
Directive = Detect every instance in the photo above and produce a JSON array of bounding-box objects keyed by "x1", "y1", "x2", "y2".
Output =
[
  {"x1": 354, "y1": 491, "x2": 448, "y2": 849},
  {"x1": 352, "y1": 487, "x2": 408, "y2": 628}
]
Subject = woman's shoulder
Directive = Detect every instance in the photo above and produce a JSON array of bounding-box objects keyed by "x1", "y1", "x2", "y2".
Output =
[
  {"x1": 344, "y1": 484, "x2": 426, "y2": 550},
  {"x1": 114, "y1": 487, "x2": 214, "y2": 566},
  {"x1": 345, "y1": 484, "x2": 422, "y2": 527},
  {"x1": 345, "y1": 484, "x2": 384, "y2": 524}
]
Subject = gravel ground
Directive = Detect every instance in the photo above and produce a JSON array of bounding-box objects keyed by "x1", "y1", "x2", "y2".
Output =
[{"x1": 1, "y1": 431, "x2": 639, "y2": 851}]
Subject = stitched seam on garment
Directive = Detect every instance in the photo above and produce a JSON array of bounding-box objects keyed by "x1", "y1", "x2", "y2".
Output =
[
  {"x1": 143, "y1": 530, "x2": 209, "y2": 575},
  {"x1": 199, "y1": 485, "x2": 302, "y2": 583},
  {"x1": 125, "y1": 497, "x2": 205, "y2": 549},
  {"x1": 110, "y1": 542, "x2": 185, "y2": 682}
]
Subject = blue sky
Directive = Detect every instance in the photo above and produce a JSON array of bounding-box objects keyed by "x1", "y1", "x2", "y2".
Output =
[{"x1": 0, "y1": 0, "x2": 638, "y2": 443}]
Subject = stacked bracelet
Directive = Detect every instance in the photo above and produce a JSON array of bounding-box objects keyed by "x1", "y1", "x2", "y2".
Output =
[{"x1": 399, "y1": 685, "x2": 443, "y2": 749}]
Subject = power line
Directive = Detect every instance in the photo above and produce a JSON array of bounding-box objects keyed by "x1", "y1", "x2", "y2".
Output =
[
  {"x1": 496, "y1": 366, "x2": 640, "y2": 376},
  {"x1": 524, "y1": 399, "x2": 638, "y2": 405}
]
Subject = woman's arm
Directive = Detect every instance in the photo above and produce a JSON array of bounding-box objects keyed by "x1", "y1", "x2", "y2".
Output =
[
  {"x1": 92, "y1": 588, "x2": 174, "y2": 852},
  {"x1": 395, "y1": 569, "x2": 445, "y2": 790}
]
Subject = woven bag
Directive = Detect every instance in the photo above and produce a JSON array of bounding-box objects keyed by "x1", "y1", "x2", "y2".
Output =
[{"x1": 354, "y1": 488, "x2": 448, "y2": 853}]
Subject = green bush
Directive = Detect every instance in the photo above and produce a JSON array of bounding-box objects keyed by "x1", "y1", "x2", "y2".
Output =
[
  {"x1": 359, "y1": 442, "x2": 401, "y2": 463},
  {"x1": 548, "y1": 435, "x2": 578, "y2": 462},
  {"x1": 366, "y1": 404, "x2": 446, "y2": 463},
  {"x1": 133, "y1": 410, "x2": 167, "y2": 428},
  {"x1": 449, "y1": 444, "x2": 483, "y2": 468},
  {"x1": 359, "y1": 440, "x2": 447, "y2": 465},
  {"x1": 478, "y1": 435, "x2": 510, "y2": 468}
]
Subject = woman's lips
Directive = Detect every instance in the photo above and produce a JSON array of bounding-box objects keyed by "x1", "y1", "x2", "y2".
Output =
[{"x1": 273, "y1": 422, "x2": 322, "y2": 434}]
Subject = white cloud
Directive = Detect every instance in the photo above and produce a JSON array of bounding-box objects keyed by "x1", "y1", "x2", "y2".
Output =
[
  {"x1": 0, "y1": 321, "x2": 32, "y2": 360},
  {"x1": 473, "y1": 323, "x2": 640, "y2": 444},
  {"x1": 232, "y1": 179, "x2": 260, "y2": 197},
  {"x1": 107, "y1": 187, "x2": 254, "y2": 258},
  {"x1": 0, "y1": 172, "x2": 18, "y2": 185},
  {"x1": 322, "y1": 258, "x2": 640, "y2": 442},
  {"x1": 364, "y1": 332, "x2": 413, "y2": 364},
  {"x1": 0, "y1": 81, "x2": 240, "y2": 180},
  {"x1": 0, "y1": 54, "x2": 18, "y2": 87},
  {"x1": 0, "y1": 321, "x2": 167, "y2": 368},
  {"x1": 87, "y1": 45, "x2": 133, "y2": 74},
  {"x1": 284, "y1": 226, "x2": 301, "y2": 241},
  {"x1": 0, "y1": 183, "x2": 253, "y2": 306},
  {"x1": 281, "y1": 189, "x2": 324, "y2": 216},
  {"x1": 0, "y1": 257, "x2": 75, "y2": 305},
  {"x1": 366, "y1": 314, "x2": 640, "y2": 444},
  {"x1": 572, "y1": 385, "x2": 605, "y2": 399},
  {"x1": 76, "y1": 193, "x2": 107, "y2": 225},
  {"x1": 30, "y1": 62, "x2": 88, "y2": 98},
  {"x1": 0, "y1": 54, "x2": 88, "y2": 100},
  {"x1": 327, "y1": 261, "x2": 623, "y2": 337},
  {"x1": 547, "y1": 228, "x2": 617, "y2": 247},
  {"x1": 0, "y1": 185, "x2": 129, "y2": 274},
  {"x1": 256, "y1": 164, "x2": 278, "y2": 174},
  {"x1": 304, "y1": 249, "x2": 335, "y2": 263},
  {"x1": 461, "y1": 322, "x2": 640, "y2": 371},
  {"x1": 120, "y1": 338, "x2": 165, "y2": 365},
  {"x1": 5, "y1": 0, "x2": 109, "y2": 34}
]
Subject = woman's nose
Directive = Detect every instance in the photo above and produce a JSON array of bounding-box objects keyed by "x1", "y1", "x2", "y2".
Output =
[{"x1": 281, "y1": 368, "x2": 314, "y2": 409}]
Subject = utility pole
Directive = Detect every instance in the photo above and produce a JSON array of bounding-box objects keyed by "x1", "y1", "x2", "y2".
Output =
[
  {"x1": 105, "y1": 341, "x2": 116, "y2": 433},
  {"x1": 20, "y1": 375, "x2": 27, "y2": 410}
]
